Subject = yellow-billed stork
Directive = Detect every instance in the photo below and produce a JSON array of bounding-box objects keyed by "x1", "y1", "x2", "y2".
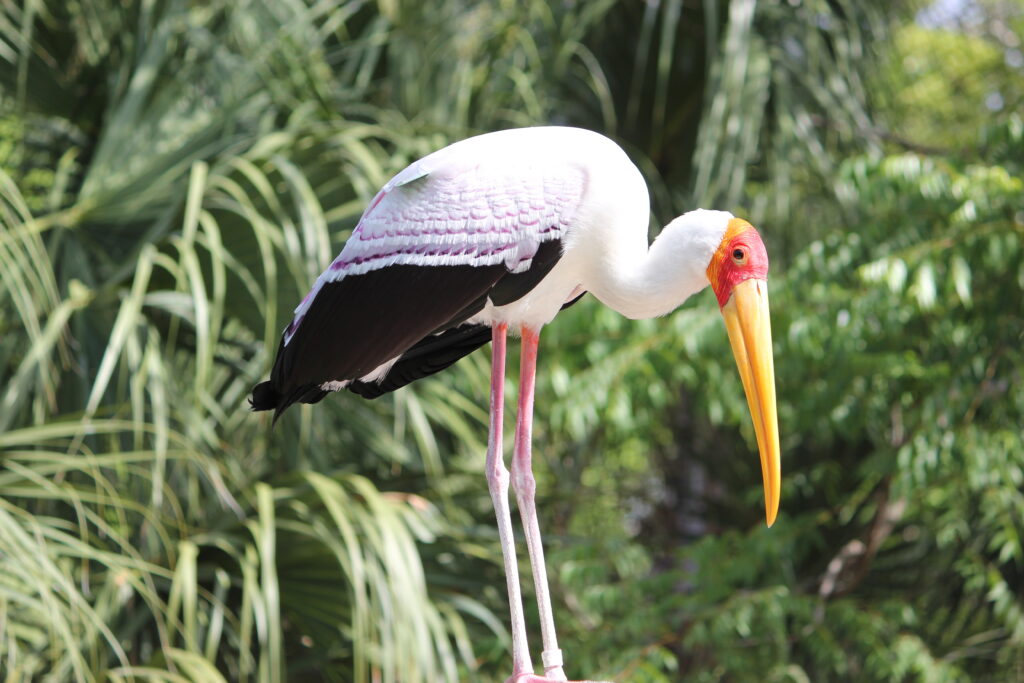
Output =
[{"x1": 251, "y1": 126, "x2": 781, "y2": 683}]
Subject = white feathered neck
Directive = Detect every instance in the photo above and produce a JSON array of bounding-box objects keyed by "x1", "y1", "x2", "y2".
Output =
[{"x1": 584, "y1": 209, "x2": 733, "y2": 319}]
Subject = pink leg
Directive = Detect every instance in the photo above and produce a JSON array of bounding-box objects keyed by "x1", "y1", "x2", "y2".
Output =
[
  {"x1": 510, "y1": 326, "x2": 567, "y2": 681},
  {"x1": 485, "y1": 323, "x2": 534, "y2": 679}
]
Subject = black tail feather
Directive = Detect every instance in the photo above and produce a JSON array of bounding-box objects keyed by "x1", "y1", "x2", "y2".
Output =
[
  {"x1": 348, "y1": 324, "x2": 491, "y2": 399},
  {"x1": 250, "y1": 380, "x2": 330, "y2": 425},
  {"x1": 250, "y1": 381, "x2": 281, "y2": 412}
]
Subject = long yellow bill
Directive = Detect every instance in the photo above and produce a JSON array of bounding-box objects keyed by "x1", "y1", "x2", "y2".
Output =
[{"x1": 721, "y1": 278, "x2": 781, "y2": 526}]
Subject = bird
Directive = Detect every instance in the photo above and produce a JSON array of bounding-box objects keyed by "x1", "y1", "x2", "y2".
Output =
[{"x1": 251, "y1": 126, "x2": 781, "y2": 683}]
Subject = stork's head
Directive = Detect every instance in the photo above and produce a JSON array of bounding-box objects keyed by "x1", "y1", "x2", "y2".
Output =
[{"x1": 707, "y1": 217, "x2": 781, "y2": 527}]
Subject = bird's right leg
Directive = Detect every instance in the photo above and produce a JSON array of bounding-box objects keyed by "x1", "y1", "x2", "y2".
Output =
[
  {"x1": 510, "y1": 326, "x2": 567, "y2": 681},
  {"x1": 486, "y1": 323, "x2": 535, "y2": 680}
]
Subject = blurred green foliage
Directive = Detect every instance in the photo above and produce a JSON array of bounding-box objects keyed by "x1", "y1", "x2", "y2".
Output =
[
  {"x1": 875, "y1": 5, "x2": 1024, "y2": 152},
  {"x1": 1, "y1": 0, "x2": 1022, "y2": 681}
]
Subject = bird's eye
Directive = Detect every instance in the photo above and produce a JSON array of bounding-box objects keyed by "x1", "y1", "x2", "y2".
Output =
[{"x1": 732, "y1": 248, "x2": 747, "y2": 265}]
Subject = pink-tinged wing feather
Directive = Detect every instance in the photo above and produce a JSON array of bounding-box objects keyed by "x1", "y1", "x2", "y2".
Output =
[
  {"x1": 339, "y1": 149, "x2": 583, "y2": 275},
  {"x1": 283, "y1": 146, "x2": 585, "y2": 344}
]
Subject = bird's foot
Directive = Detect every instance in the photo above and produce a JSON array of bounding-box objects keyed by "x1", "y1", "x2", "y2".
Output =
[
  {"x1": 507, "y1": 673, "x2": 613, "y2": 683},
  {"x1": 507, "y1": 677, "x2": 613, "y2": 683},
  {"x1": 506, "y1": 649, "x2": 612, "y2": 682}
]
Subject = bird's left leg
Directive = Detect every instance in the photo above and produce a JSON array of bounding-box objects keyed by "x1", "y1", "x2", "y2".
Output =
[
  {"x1": 510, "y1": 326, "x2": 567, "y2": 681},
  {"x1": 487, "y1": 323, "x2": 535, "y2": 681}
]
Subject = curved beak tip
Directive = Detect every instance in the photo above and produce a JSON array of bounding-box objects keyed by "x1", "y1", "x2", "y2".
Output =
[{"x1": 766, "y1": 499, "x2": 779, "y2": 528}]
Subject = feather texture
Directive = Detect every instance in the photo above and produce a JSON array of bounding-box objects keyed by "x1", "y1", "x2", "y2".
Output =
[{"x1": 283, "y1": 132, "x2": 587, "y2": 346}]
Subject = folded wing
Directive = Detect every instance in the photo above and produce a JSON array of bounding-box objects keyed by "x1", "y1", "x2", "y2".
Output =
[{"x1": 251, "y1": 145, "x2": 585, "y2": 419}]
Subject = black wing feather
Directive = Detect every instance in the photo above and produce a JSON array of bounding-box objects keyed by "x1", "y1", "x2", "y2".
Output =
[
  {"x1": 255, "y1": 263, "x2": 505, "y2": 419},
  {"x1": 347, "y1": 323, "x2": 493, "y2": 399},
  {"x1": 252, "y1": 239, "x2": 571, "y2": 418},
  {"x1": 348, "y1": 242, "x2": 584, "y2": 399},
  {"x1": 348, "y1": 284, "x2": 588, "y2": 400}
]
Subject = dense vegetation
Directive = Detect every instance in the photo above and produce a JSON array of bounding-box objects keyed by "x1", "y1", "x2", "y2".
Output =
[{"x1": 1, "y1": 0, "x2": 1021, "y2": 681}]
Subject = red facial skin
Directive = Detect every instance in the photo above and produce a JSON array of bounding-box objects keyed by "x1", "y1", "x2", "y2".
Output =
[{"x1": 707, "y1": 219, "x2": 770, "y2": 308}]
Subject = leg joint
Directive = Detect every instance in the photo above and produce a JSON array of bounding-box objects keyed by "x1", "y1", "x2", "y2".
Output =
[
  {"x1": 487, "y1": 460, "x2": 509, "y2": 491},
  {"x1": 510, "y1": 460, "x2": 536, "y2": 498}
]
